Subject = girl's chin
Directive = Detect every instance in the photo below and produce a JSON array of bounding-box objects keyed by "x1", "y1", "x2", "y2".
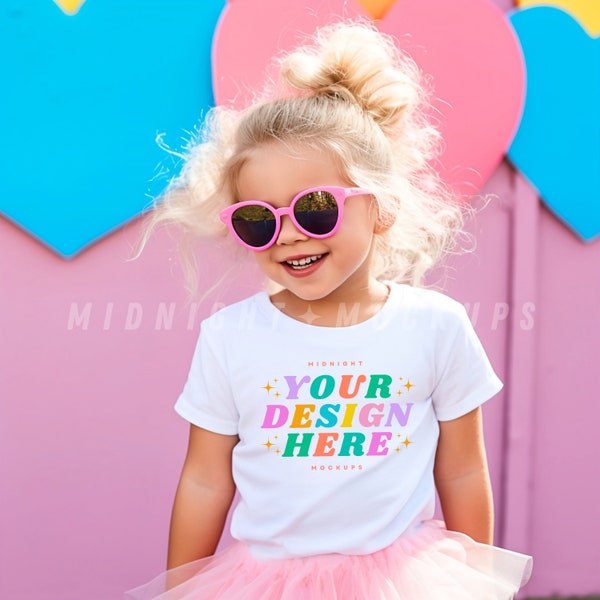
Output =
[{"x1": 271, "y1": 285, "x2": 332, "y2": 305}]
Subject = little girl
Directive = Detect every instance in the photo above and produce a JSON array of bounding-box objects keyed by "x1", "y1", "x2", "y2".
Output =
[{"x1": 129, "y1": 20, "x2": 532, "y2": 599}]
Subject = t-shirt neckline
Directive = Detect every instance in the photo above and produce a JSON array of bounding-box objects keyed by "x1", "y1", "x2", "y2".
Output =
[{"x1": 254, "y1": 282, "x2": 403, "y2": 334}]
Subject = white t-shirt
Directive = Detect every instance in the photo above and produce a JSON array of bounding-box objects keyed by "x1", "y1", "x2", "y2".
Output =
[{"x1": 175, "y1": 283, "x2": 503, "y2": 559}]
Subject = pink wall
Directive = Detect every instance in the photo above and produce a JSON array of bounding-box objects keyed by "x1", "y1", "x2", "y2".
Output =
[
  {"x1": 6, "y1": 161, "x2": 599, "y2": 599},
  {"x1": 0, "y1": 222, "x2": 261, "y2": 599},
  {"x1": 522, "y1": 182, "x2": 600, "y2": 594},
  {"x1": 447, "y1": 165, "x2": 600, "y2": 597}
]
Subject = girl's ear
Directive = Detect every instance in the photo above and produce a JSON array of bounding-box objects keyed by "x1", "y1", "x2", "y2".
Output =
[
  {"x1": 370, "y1": 199, "x2": 396, "y2": 234},
  {"x1": 374, "y1": 218, "x2": 394, "y2": 234}
]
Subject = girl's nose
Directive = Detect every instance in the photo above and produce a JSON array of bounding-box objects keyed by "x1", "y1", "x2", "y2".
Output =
[{"x1": 275, "y1": 214, "x2": 309, "y2": 246}]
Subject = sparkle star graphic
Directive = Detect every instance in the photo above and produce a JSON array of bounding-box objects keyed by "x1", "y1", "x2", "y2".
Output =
[
  {"x1": 262, "y1": 380, "x2": 275, "y2": 394},
  {"x1": 402, "y1": 436, "x2": 413, "y2": 449},
  {"x1": 263, "y1": 438, "x2": 275, "y2": 451},
  {"x1": 404, "y1": 379, "x2": 414, "y2": 392}
]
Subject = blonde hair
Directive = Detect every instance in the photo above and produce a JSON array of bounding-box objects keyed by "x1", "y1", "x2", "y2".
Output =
[{"x1": 142, "y1": 19, "x2": 466, "y2": 290}]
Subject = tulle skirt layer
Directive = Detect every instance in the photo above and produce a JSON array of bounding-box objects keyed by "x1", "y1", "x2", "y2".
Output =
[{"x1": 126, "y1": 520, "x2": 532, "y2": 600}]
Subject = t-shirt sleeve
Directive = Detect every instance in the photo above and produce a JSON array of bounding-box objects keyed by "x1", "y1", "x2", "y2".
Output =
[
  {"x1": 432, "y1": 304, "x2": 503, "y2": 421},
  {"x1": 174, "y1": 321, "x2": 239, "y2": 435}
]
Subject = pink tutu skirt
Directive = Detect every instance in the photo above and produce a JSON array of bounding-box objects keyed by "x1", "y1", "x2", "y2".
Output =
[{"x1": 126, "y1": 521, "x2": 532, "y2": 600}]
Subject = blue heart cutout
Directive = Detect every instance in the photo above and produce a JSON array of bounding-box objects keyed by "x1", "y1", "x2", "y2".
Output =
[
  {"x1": 508, "y1": 7, "x2": 600, "y2": 242},
  {"x1": 0, "y1": 0, "x2": 225, "y2": 258}
]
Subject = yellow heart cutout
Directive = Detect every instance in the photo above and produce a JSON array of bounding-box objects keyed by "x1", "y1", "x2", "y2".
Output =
[
  {"x1": 355, "y1": 0, "x2": 397, "y2": 19},
  {"x1": 517, "y1": 0, "x2": 600, "y2": 35},
  {"x1": 53, "y1": 0, "x2": 87, "y2": 16}
]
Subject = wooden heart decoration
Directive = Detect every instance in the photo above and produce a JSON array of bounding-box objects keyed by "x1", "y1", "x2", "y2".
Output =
[
  {"x1": 212, "y1": 0, "x2": 525, "y2": 196},
  {"x1": 0, "y1": 0, "x2": 224, "y2": 257},
  {"x1": 508, "y1": 7, "x2": 600, "y2": 241}
]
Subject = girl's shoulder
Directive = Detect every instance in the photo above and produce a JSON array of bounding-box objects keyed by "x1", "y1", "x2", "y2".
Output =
[{"x1": 385, "y1": 283, "x2": 476, "y2": 341}]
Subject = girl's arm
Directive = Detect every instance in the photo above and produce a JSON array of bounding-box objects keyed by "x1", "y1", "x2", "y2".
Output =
[
  {"x1": 167, "y1": 424, "x2": 238, "y2": 569},
  {"x1": 433, "y1": 406, "x2": 494, "y2": 544}
]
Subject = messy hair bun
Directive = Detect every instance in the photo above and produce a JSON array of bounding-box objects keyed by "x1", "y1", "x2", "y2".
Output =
[
  {"x1": 280, "y1": 23, "x2": 422, "y2": 136},
  {"x1": 142, "y1": 19, "x2": 465, "y2": 290}
]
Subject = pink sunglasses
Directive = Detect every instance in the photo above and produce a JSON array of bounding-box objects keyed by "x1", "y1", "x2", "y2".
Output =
[{"x1": 219, "y1": 186, "x2": 371, "y2": 251}]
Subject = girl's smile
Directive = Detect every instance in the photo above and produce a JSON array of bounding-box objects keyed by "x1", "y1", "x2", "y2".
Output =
[{"x1": 281, "y1": 253, "x2": 326, "y2": 275}]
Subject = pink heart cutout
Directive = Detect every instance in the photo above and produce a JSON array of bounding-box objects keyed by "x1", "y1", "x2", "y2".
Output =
[{"x1": 212, "y1": 0, "x2": 525, "y2": 196}]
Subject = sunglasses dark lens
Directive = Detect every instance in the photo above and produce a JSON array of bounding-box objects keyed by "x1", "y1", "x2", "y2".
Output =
[
  {"x1": 231, "y1": 205, "x2": 277, "y2": 247},
  {"x1": 294, "y1": 191, "x2": 339, "y2": 235}
]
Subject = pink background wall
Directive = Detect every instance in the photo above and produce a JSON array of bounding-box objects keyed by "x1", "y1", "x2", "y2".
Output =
[
  {"x1": 4, "y1": 163, "x2": 599, "y2": 599},
  {"x1": 2, "y1": 1, "x2": 599, "y2": 598}
]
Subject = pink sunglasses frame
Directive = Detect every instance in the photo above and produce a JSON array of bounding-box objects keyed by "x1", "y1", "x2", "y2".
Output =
[{"x1": 219, "y1": 186, "x2": 372, "y2": 251}]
